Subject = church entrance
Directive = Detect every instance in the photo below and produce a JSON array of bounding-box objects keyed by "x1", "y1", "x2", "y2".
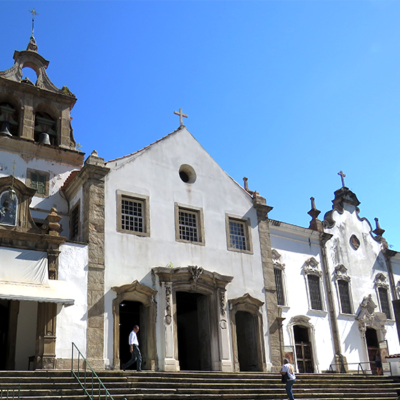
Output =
[
  {"x1": 176, "y1": 292, "x2": 212, "y2": 371},
  {"x1": 236, "y1": 311, "x2": 259, "y2": 371},
  {"x1": 119, "y1": 301, "x2": 142, "y2": 370},
  {"x1": 294, "y1": 325, "x2": 314, "y2": 373},
  {"x1": 0, "y1": 300, "x2": 9, "y2": 370},
  {"x1": 366, "y1": 328, "x2": 379, "y2": 374}
]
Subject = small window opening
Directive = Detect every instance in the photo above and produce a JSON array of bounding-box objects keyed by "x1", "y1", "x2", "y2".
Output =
[{"x1": 179, "y1": 164, "x2": 196, "y2": 184}]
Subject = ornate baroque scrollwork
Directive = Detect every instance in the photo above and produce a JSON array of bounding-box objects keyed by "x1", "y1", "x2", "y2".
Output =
[
  {"x1": 219, "y1": 289, "x2": 226, "y2": 316},
  {"x1": 334, "y1": 264, "x2": 350, "y2": 282},
  {"x1": 303, "y1": 257, "x2": 322, "y2": 277},
  {"x1": 188, "y1": 265, "x2": 203, "y2": 283},
  {"x1": 165, "y1": 284, "x2": 172, "y2": 325},
  {"x1": 374, "y1": 273, "x2": 389, "y2": 290}
]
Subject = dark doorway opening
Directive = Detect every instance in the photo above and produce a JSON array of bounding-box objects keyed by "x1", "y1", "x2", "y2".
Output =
[
  {"x1": 176, "y1": 292, "x2": 211, "y2": 371},
  {"x1": 0, "y1": 300, "x2": 9, "y2": 370},
  {"x1": 236, "y1": 311, "x2": 259, "y2": 371},
  {"x1": 119, "y1": 301, "x2": 141, "y2": 370},
  {"x1": 294, "y1": 325, "x2": 314, "y2": 373},
  {"x1": 366, "y1": 328, "x2": 379, "y2": 374}
]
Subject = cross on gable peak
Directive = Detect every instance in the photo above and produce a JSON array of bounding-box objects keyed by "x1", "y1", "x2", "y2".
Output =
[
  {"x1": 174, "y1": 108, "x2": 188, "y2": 127},
  {"x1": 338, "y1": 170, "x2": 346, "y2": 188}
]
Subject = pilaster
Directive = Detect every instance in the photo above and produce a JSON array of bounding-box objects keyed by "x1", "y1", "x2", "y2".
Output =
[
  {"x1": 252, "y1": 194, "x2": 282, "y2": 371},
  {"x1": 80, "y1": 151, "x2": 109, "y2": 369}
]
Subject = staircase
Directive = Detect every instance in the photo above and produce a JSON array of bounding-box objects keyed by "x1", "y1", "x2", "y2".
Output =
[{"x1": 0, "y1": 370, "x2": 399, "y2": 400}]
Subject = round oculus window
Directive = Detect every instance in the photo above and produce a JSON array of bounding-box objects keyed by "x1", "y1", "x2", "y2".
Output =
[{"x1": 179, "y1": 164, "x2": 196, "y2": 184}]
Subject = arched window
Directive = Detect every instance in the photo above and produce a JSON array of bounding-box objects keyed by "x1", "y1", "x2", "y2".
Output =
[
  {"x1": 374, "y1": 273, "x2": 392, "y2": 320},
  {"x1": 334, "y1": 265, "x2": 353, "y2": 315},
  {"x1": 303, "y1": 257, "x2": 325, "y2": 312},
  {"x1": 272, "y1": 249, "x2": 287, "y2": 307},
  {"x1": 0, "y1": 190, "x2": 18, "y2": 226}
]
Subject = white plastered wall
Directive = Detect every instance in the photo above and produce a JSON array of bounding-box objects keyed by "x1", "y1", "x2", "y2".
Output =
[
  {"x1": 56, "y1": 242, "x2": 88, "y2": 358},
  {"x1": 324, "y1": 204, "x2": 400, "y2": 368},
  {"x1": 270, "y1": 224, "x2": 335, "y2": 373},
  {"x1": 102, "y1": 128, "x2": 269, "y2": 370}
]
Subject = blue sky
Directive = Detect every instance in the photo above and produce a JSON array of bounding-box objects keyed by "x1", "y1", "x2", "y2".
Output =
[{"x1": 1, "y1": 1, "x2": 399, "y2": 248}]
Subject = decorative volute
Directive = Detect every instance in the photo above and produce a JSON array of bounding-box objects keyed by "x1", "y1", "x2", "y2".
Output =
[{"x1": 0, "y1": 37, "x2": 73, "y2": 96}]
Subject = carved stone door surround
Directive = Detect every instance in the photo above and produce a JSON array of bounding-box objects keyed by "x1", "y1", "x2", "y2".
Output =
[
  {"x1": 152, "y1": 266, "x2": 233, "y2": 371},
  {"x1": 229, "y1": 293, "x2": 266, "y2": 372},
  {"x1": 112, "y1": 280, "x2": 157, "y2": 370}
]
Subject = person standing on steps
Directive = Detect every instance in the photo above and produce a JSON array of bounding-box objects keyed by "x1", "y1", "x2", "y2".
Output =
[
  {"x1": 122, "y1": 325, "x2": 142, "y2": 372},
  {"x1": 281, "y1": 358, "x2": 296, "y2": 400}
]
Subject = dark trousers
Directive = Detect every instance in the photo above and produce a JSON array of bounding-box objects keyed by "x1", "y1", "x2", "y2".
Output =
[
  {"x1": 285, "y1": 379, "x2": 295, "y2": 400},
  {"x1": 122, "y1": 345, "x2": 142, "y2": 371}
]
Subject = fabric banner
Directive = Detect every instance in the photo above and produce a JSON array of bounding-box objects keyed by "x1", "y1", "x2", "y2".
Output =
[{"x1": 0, "y1": 247, "x2": 48, "y2": 285}]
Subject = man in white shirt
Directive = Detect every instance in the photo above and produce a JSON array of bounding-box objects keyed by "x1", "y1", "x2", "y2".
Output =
[
  {"x1": 122, "y1": 325, "x2": 142, "y2": 372},
  {"x1": 281, "y1": 358, "x2": 296, "y2": 400}
]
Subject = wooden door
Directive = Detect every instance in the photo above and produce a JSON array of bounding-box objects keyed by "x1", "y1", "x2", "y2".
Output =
[{"x1": 295, "y1": 341, "x2": 314, "y2": 373}]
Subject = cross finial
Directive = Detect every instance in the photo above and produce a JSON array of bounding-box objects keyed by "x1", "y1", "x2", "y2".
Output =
[
  {"x1": 29, "y1": 9, "x2": 38, "y2": 37},
  {"x1": 338, "y1": 171, "x2": 346, "y2": 188},
  {"x1": 174, "y1": 108, "x2": 188, "y2": 127}
]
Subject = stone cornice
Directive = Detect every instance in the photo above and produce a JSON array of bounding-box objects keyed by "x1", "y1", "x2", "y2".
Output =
[
  {"x1": 0, "y1": 76, "x2": 77, "y2": 108},
  {"x1": 269, "y1": 220, "x2": 323, "y2": 244},
  {"x1": 0, "y1": 136, "x2": 84, "y2": 167},
  {"x1": 0, "y1": 228, "x2": 66, "y2": 250}
]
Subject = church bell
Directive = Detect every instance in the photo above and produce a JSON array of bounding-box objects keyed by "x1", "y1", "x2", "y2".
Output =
[
  {"x1": 0, "y1": 122, "x2": 12, "y2": 138},
  {"x1": 38, "y1": 132, "x2": 51, "y2": 145}
]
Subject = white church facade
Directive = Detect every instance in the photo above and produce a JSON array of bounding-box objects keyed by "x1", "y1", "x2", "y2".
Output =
[{"x1": 0, "y1": 37, "x2": 399, "y2": 374}]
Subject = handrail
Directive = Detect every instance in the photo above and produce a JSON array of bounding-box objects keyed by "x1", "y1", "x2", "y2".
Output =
[
  {"x1": 0, "y1": 385, "x2": 20, "y2": 400},
  {"x1": 328, "y1": 361, "x2": 377, "y2": 374},
  {"x1": 71, "y1": 342, "x2": 114, "y2": 400}
]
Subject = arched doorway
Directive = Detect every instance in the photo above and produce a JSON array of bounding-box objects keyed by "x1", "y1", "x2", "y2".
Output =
[
  {"x1": 229, "y1": 293, "x2": 266, "y2": 372},
  {"x1": 366, "y1": 328, "x2": 379, "y2": 375},
  {"x1": 236, "y1": 311, "x2": 259, "y2": 371},
  {"x1": 112, "y1": 281, "x2": 157, "y2": 371},
  {"x1": 119, "y1": 301, "x2": 142, "y2": 370},
  {"x1": 293, "y1": 325, "x2": 314, "y2": 373},
  {"x1": 0, "y1": 300, "x2": 9, "y2": 370},
  {"x1": 288, "y1": 315, "x2": 319, "y2": 373},
  {"x1": 176, "y1": 292, "x2": 211, "y2": 370}
]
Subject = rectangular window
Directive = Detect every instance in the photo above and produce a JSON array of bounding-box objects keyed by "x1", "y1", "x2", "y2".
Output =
[
  {"x1": 226, "y1": 215, "x2": 252, "y2": 253},
  {"x1": 175, "y1": 204, "x2": 204, "y2": 245},
  {"x1": 117, "y1": 191, "x2": 150, "y2": 237},
  {"x1": 121, "y1": 197, "x2": 144, "y2": 233},
  {"x1": 338, "y1": 280, "x2": 352, "y2": 314},
  {"x1": 378, "y1": 288, "x2": 391, "y2": 319},
  {"x1": 71, "y1": 204, "x2": 80, "y2": 240},
  {"x1": 229, "y1": 219, "x2": 247, "y2": 250},
  {"x1": 308, "y1": 275, "x2": 322, "y2": 311},
  {"x1": 179, "y1": 209, "x2": 199, "y2": 242},
  {"x1": 26, "y1": 169, "x2": 49, "y2": 197},
  {"x1": 274, "y1": 268, "x2": 285, "y2": 306}
]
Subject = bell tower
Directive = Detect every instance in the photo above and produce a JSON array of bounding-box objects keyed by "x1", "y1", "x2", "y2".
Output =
[{"x1": 0, "y1": 35, "x2": 80, "y2": 158}]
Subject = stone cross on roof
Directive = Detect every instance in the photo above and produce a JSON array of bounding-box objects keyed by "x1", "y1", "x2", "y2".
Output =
[
  {"x1": 174, "y1": 108, "x2": 188, "y2": 127},
  {"x1": 338, "y1": 170, "x2": 346, "y2": 188},
  {"x1": 29, "y1": 8, "x2": 38, "y2": 38}
]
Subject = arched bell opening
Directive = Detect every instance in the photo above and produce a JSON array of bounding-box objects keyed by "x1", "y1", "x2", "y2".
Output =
[
  {"x1": 0, "y1": 99, "x2": 20, "y2": 138},
  {"x1": 34, "y1": 104, "x2": 59, "y2": 146},
  {"x1": 21, "y1": 64, "x2": 38, "y2": 85}
]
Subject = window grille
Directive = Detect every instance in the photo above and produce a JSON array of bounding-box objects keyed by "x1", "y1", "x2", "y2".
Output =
[
  {"x1": 378, "y1": 287, "x2": 391, "y2": 319},
  {"x1": 274, "y1": 268, "x2": 285, "y2": 305},
  {"x1": 229, "y1": 220, "x2": 247, "y2": 250},
  {"x1": 121, "y1": 198, "x2": 144, "y2": 233},
  {"x1": 338, "y1": 280, "x2": 352, "y2": 314},
  {"x1": 30, "y1": 172, "x2": 46, "y2": 195},
  {"x1": 179, "y1": 209, "x2": 199, "y2": 242},
  {"x1": 71, "y1": 205, "x2": 80, "y2": 240},
  {"x1": 308, "y1": 275, "x2": 322, "y2": 310}
]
